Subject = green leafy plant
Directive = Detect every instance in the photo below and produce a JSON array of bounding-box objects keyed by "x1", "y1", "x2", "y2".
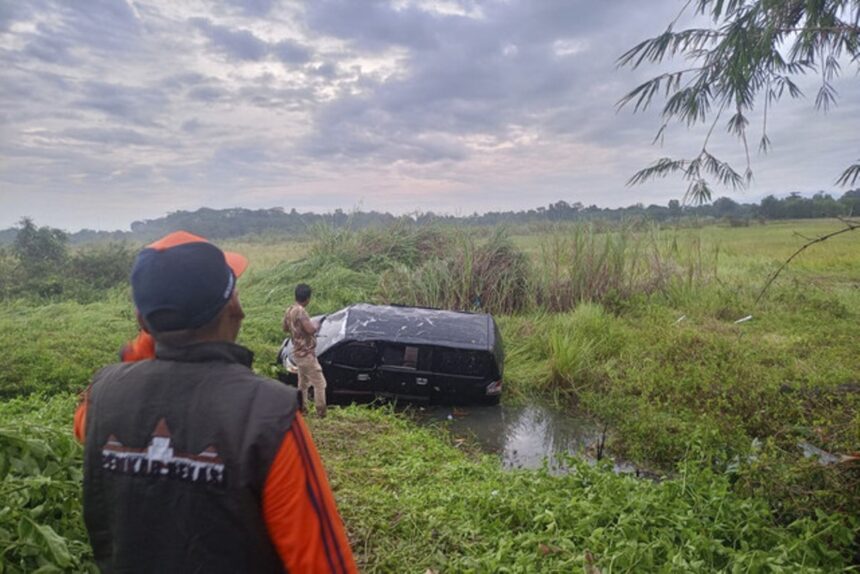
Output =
[{"x1": 0, "y1": 395, "x2": 93, "y2": 573}]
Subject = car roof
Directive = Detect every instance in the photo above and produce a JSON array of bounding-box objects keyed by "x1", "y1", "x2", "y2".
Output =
[{"x1": 330, "y1": 303, "x2": 494, "y2": 351}]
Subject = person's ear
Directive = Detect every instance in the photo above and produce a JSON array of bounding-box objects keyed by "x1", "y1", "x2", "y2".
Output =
[
  {"x1": 135, "y1": 311, "x2": 150, "y2": 333},
  {"x1": 227, "y1": 290, "x2": 245, "y2": 320}
]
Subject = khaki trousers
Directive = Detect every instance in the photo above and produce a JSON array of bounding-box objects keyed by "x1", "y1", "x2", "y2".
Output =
[{"x1": 294, "y1": 354, "x2": 327, "y2": 417}]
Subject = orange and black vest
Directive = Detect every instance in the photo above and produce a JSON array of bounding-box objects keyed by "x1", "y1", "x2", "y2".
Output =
[{"x1": 83, "y1": 342, "x2": 299, "y2": 573}]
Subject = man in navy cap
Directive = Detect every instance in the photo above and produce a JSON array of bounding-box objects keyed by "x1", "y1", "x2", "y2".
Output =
[{"x1": 74, "y1": 231, "x2": 357, "y2": 574}]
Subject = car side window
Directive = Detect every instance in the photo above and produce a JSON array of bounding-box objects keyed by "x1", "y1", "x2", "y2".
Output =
[
  {"x1": 334, "y1": 343, "x2": 376, "y2": 368},
  {"x1": 435, "y1": 350, "x2": 488, "y2": 376},
  {"x1": 381, "y1": 345, "x2": 403, "y2": 366},
  {"x1": 381, "y1": 345, "x2": 421, "y2": 369},
  {"x1": 403, "y1": 346, "x2": 418, "y2": 369}
]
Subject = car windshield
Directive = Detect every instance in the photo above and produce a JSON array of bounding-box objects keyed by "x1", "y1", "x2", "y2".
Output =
[{"x1": 315, "y1": 310, "x2": 346, "y2": 355}]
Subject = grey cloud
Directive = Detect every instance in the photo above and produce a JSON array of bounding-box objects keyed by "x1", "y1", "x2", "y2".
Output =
[
  {"x1": 60, "y1": 127, "x2": 154, "y2": 146},
  {"x1": 190, "y1": 18, "x2": 313, "y2": 66},
  {"x1": 222, "y1": 0, "x2": 277, "y2": 17},
  {"x1": 299, "y1": 0, "x2": 679, "y2": 164},
  {"x1": 0, "y1": 71, "x2": 44, "y2": 102},
  {"x1": 187, "y1": 85, "x2": 229, "y2": 102},
  {"x1": 105, "y1": 164, "x2": 157, "y2": 185},
  {"x1": 298, "y1": 13, "x2": 564, "y2": 159},
  {"x1": 181, "y1": 118, "x2": 203, "y2": 133},
  {"x1": 160, "y1": 73, "x2": 211, "y2": 89},
  {"x1": 0, "y1": 1, "x2": 26, "y2": 31},
  {"x1": 273, "y1": 39, "x2": 312, "y2": 64},
  {"x1": 74, "y1": 81, "x2": 169, "y2": 126},
  {"x1": 199, "y1": 142, "x2": 284, "y2": 186},
  {"x1": 402, "y1": 133, "x2": 469, "y2": 163},
  {"x1": 191, "y1": 17, "x2": 269, "y2": 61},
  {"x1": 22, "y1": 24, "x2": 77, "y2": 65},
  {"x1": 304, "y1": 96, "x2": 470, "y2": 164},
  {"x1": 212, "y1": 143, "x2": 270, "y2": 165},
  {"x1": 304, "y1": 0, "x2": 641, "y2": 54},
  {"x1": 0, "y1": 0, "x2": 151, "y2": 137},
  {"x1": 235, "y1": 83, "x2": 316, "y2": 110},
  {"x1": 305, "y1": 0, "x2": 442, "y2": 51},
  {"x1": 0, "y1": 69, "x2": 74, "y2": 125},
  {"x1": 306, "y1": 62, "x2": 339, "y2": 79},
  {"x1": 2, "y1": 0, "x2": 856, "y2": 231},
  {"x1": 20, "y1": 0, "x2": 142, "y2": 60}
]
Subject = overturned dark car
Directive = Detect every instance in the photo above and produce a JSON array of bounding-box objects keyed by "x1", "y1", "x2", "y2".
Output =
[{"x1": 277, "y1": 303, "x2": 504, "y2": 405}]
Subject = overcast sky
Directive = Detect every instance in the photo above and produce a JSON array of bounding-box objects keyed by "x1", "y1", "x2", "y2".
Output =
[{"x1": 1, "y1": 0, "x2": 857, "y2": 231}]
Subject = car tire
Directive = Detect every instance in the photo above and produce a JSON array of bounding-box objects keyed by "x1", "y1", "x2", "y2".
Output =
[{"x1": 479, "y1": 395, "x2": 501, "y2": 406}]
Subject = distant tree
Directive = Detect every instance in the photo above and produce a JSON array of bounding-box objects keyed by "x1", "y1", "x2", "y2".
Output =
[
  {"x1": 13, "y1": 217, "x2": 68, "y2": 273},
  {"x1": 11, "y1": 218, "x2": 69, "y2": 298},
  {"x1": 782, "y1": 192, "x2": 809, "y2": 219},
  {"x1": 619, "y1": 0, "x2": 860, "y2": 205},
  {"x1": 839, "y1": 189, "x2": 860, "y2": 215},
  {"x1": 810, "y1": 191, "x2": 845, "y2": 217},
  {"x1": 646, "y1": 203, "x2": 669, "y2": 221},
  {"x1": 713, "y1": 196, "x2": 740, "y2": 217},
  {"x1": 759, "y1": 195, "x2": 783, "y2": 219},
  {"x1": 331, "y1": 208, "x2": 348, "y2": 227}
]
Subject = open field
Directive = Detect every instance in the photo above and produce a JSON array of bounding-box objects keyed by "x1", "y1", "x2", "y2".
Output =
[{"x1": 1, "y1": 219, "x2": 858, "y2": 571}]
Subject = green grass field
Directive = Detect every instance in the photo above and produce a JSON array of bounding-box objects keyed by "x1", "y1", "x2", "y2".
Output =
[{"x1": 1, "y1": 219, "x2": 858, "y2": 572}]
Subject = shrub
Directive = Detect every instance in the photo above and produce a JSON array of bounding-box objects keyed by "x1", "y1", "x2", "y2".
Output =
[
  {"x1": 1, "y1": 221, "x2": 134, "y2": 302},
  {"x1": 69, "y1": 243, "x2": 135, "y2": 292}
]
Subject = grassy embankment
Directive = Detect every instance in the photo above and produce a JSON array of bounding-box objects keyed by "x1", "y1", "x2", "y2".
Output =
[{"x1": 1, "y1": 219, "x2": 858, "y2": 572}]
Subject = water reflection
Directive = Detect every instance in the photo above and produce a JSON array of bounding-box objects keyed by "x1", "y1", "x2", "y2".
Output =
[{"x1": 412, "y1": 402, "x2": 633, "y2": 474}]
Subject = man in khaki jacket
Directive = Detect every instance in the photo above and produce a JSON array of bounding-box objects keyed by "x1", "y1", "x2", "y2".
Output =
[{"x1": 283, "y1": 284, "x2": 327, "y2": 417}]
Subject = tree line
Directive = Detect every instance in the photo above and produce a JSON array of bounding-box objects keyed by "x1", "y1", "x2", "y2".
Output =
[
  {"x1": 1, "y1": 190, "x2": 857, "y2": 301},
  {"x1": 1, "y1": 191, "x2": 858, "y2": 249}
]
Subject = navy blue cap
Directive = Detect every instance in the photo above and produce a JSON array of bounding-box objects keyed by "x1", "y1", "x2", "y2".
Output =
[{"x1": 130, "y1": 231, "x2": 247, "y2": 333}]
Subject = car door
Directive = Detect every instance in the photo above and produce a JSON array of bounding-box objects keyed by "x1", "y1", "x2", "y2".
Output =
[
  {"x1": 376, "y1": 344, "x2": 433, "y2": 400},
  {"x1": 322, "y1": 341, "x2": 378, "y2": 398}
]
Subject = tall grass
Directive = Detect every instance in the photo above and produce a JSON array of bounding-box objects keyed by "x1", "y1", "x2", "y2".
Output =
[
  {"x1": 379, "y1": 228, "x2": 530, "y2": 314},
  {"x1": 295, "y1": 222, "x2": 717, "y2": 316},
  {"x1": 532, "y1": 224, "x2": 716, "y2": 312},
  {"x1": 500, "y1": 304, "x2": 628, "y2": 401},
  {"x1": 308, "y1": 221, "x2": 449, "y2": 271}
]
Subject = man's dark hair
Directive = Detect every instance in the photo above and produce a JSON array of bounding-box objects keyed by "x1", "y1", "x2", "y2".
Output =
[{"x1": 295, "y1": 283, "x2": 312, "y2": 303}]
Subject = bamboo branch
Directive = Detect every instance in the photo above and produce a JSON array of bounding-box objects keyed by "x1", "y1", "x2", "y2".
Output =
[{"x1": 755, "y1": 219, "x2": 860, "y2": 305}]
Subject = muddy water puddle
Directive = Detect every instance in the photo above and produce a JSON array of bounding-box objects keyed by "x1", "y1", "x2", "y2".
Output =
[{"x1": 408, "y1": 402, "x2": 640, "y2": 475}]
